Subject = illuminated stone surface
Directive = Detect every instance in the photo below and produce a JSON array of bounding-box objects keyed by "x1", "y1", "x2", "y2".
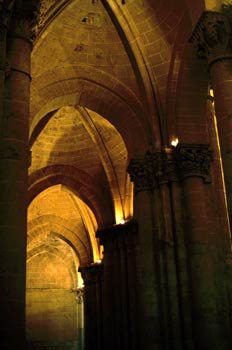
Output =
[{"x1": 1, "y1": 1, "x2": 232, "y2": 349}]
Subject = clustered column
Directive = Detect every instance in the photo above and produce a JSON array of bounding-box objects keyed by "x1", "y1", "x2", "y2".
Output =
[
  {"x1": 189, "y1": 6, "x2": 232, "y2": 341},
  {"x1": 96, "y1": 220, "x2": 139, "y2": 350},
  {"x1": 128, "y1": 152, "x2": 177, "y2": 350},
  {"x1": 127, "y1": 145, "x2": 231, "y2": 349},
  {"x1": 190, "y1": 6, "x2": 232, "y2": 232},
  {"x1": 0, "y1": 2, "x2": 40, "y2": 349},
  {"x1": 79, "y1": 263, "x2": 103, "y2": 350},
  {"x1": 80, "y1": 147, "x2": 231, "y2": 349},
  {"x1": 174, "y1": 144, "x2": 230, "y2": 349}
]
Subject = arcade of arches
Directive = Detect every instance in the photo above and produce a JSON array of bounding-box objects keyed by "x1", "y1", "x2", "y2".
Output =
[{"x1": 1, "y1": 0, "x2": 232, "y2": 349}]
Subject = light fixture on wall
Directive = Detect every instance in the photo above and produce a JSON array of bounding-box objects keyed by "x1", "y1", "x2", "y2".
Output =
[
  {"x1": 171, "y1": 138, "x2": 179, "y2": 147},
  {"x1": 114, "y1": 217, "x2": 126, "y2": 225}
]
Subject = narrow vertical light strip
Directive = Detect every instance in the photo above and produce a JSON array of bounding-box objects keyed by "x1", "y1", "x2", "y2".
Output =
[{"x1": 211, "y1": 91, "x2": 230, "y2": 225}]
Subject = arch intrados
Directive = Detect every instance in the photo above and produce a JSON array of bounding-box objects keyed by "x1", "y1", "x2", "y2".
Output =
[
  {"x1": 27, "y1": 215, "x2": 92, "y2": 265},
  {"x1": 28, "y1": 215, "x2": 89, "y2": 250},
  {"x1": 27, "y1": 239, "x2": 79, "y2": 268},
  {"x1": 27, "y1": 248, "x2": 77, "y2": 287},
  {"x1": 30, "y1": 75, "x2": 148, "y2": 157},
  {"x1": 29, "y1": 166, "x2": 115, "y2": 227}
]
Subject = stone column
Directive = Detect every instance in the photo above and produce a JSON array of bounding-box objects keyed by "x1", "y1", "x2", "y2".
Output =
[
  {"x1": 173, "y1": 143, "x2": 230, "y2": 349},
  {"x1": 128, "y1": 152, "x2": 193, "y2": 350},
  {"x1": 157, "y1": 151, "x2": 186, "y2": 350},
  {"x1": 157, "y1": 149, "x2": 196, "y2": 349},
  {"x1": 0, "y1": 2, "x2": 13, "y2": 125},
  {"x1": 97, "y1": 220, "x2": 139, "y2": 350},
  {"x1": 0, "y1": 2, "x2": 40, "y2": 349},
  {"x1": 189, "y1": 6, "x2": 232, "y2": 232},
  {"x1": 128, "y1": 154, "x2": 167, "y2": 350},
  {"x1": 168, "y1": 178, "x2": 194, "y2": 349},
  {"x1": 79, "y1": 263, "x2": 103, "y2": 350}
]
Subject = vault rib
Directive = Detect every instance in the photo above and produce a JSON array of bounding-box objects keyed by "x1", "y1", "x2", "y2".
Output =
[{"x1": 77, "y1": 105, "x2": 125, "y2": 224}]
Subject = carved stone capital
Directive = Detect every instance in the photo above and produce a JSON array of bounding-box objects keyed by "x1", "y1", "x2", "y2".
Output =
[
  {"x1": 9, "y1": 0, "x2": 41, "y2": 42},
  {"x1": 79, "y1": 263, "x2": 103, "y2": 285},
  {"x1": 96, "y1": 220, "x2": 138, "y2": 253},
  {"x1": 127, "y1": 151, "x2": 178, "y2": 193},
  {"x1": 0, "y1": 1, "x2": 15, "y2": 40},
  {"x1": 71, "y1": 287, "x2": 84, "y2": 304},
  {"x1": 173, "y1": 144, "x2": 213, "y2": 183},
  {"x1": 190, "y1": 9, "x2": 232, "y2": 65},
  {"x1": 127, "y1": 152, "x2": 160, "y2": 193},
  {"x1": 157, "y1": 149, "x2": 179, "y2": 184}
]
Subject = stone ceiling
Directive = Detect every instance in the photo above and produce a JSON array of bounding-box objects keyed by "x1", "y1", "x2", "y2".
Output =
[{"x1": 28, "y1": 0, "x2": 205, "y2": 275}]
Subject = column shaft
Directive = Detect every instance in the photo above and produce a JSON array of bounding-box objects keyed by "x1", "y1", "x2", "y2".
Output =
[
  {"x1": 128, "y1": 152, "x2": 191, "y2": 350},
  {"x1": 100, "y1": 234, "x2": 117, "y2": 349},
  {"x1": 0, "y1": 33, "x2": 31, "y2": 350},
  {"x1": 206, "y1": 96, "x2": 232, "y2": 333},
  {"x1": 170, "y1": 181, "x2": 194, "y2": 349},
  {"x1": 190, "y1": 9, "x2": 232, "y2": 344},
  {"x1": 124, "y1": 226, "x2": 139, "y2": 350},
  {"x1": 183, "y1": 178, "x2": 219, "y2": 347},
  {"x1": 134, "y1": 189, "x2": 163, "y2": 350},
  {"x1": 79, "y1": 264, "x2": 103, "y2": 350},
  {"x1": 159, "y1": 182, "x2": 182, "y2": 350},
  {"x1": 174, "y1": 144, "x2": 230, "y2": 349},
  {"x1": 97, "y1": 221, "x2": 138, "y2": 350},
  {"x1": 0, "y1": 3, "x2": 40, "y2": 348}
]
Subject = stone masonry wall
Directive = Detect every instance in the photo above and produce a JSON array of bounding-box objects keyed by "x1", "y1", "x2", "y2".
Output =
[{"x1": 26, "y1": 252, "x2": 82, "y2": 350}]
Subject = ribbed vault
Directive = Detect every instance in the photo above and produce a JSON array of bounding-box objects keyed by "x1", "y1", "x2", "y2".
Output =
[
  {"x1": 29, "y1": 0, "x2": 210, "y2": 279},
  {"x1": 28, "y1": 184, "x2": 100, "y2": 265}
]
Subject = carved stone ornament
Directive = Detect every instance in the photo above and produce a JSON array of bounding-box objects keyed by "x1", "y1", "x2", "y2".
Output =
[
  {"x1": 127, "y1": 151, "x2": 178, "y2": 193},
  {"x1": 76, "y1": 288, "x2": 84, "y2": 304},
  {"x1": 127, "y1": 152, "x2": 160, "y2": 193},
  {"x1": 10, "y1": 0, "x2": 41, "y2": 41},
  {"x1": 71, "y1": 287, "x2": 84, "y2": 304},
  {"x1": 0, "y1": 0, "x2": 15, "y2": 41},
  {"x1": 34, "y1": 0, "x2": 54, "y2": 35},
  {"x1": 157, "y1": 149, "x2": 179, "y2": 184},
  {"x1": 173, "y1": 144, "x2": 213, "y2": 183},
  {"x1": 189, "y1": 9, "x2": 232, "y2": 65}
]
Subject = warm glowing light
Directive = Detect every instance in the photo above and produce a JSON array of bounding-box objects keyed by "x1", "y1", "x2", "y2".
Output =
[
  {"x1": 115, "y1": 209, "x2": 126, "y2": 225},
  {"x1": 95, "y1": 259, "x2": 102, "y2": 264},
  {"x1": 100, "y1": 245, "x2": 104, "y2": 260},
  {"x1": 171, "y1": 138, "x2": 179, "y2": 147},
  {"x1": 78, "y1": 283, "x2": 85, "y2": 289}
]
